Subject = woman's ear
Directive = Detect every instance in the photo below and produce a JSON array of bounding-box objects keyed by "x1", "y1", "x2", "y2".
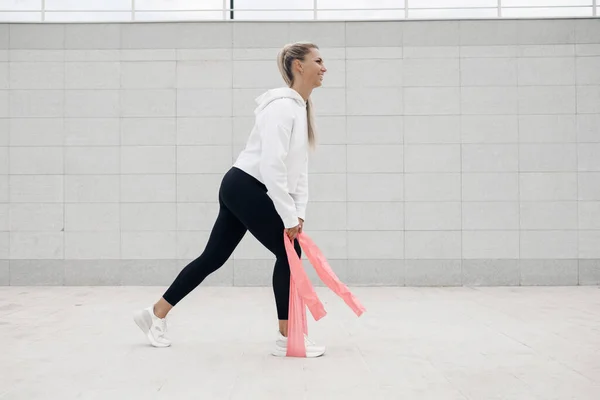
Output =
[{"x1": 293, "y1": 59, "x2": 304, "y2": 75}]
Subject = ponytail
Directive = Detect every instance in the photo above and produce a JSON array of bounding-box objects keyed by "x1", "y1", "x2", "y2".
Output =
[{"x1": 277, "y1": 42, "x2": 319, "y2": 149}]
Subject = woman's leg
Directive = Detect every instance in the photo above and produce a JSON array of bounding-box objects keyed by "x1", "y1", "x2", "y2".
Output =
[
  {"x1": 158, "y1": 192, "x2": 247, "y2": 316},
  {"x1": 273, "y1": 240, "x2": 301, "y2": 336},
  {"x1": 219, "y1": 168, "x2": 300, "y2": 328},
  {"x1": 134, "y1": 170, "x2": 248, "y2": 348}
]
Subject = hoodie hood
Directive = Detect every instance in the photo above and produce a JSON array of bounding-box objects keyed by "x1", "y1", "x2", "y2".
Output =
[{"x1": 254, "y1": 87, "x2": 306, "y2": 115}]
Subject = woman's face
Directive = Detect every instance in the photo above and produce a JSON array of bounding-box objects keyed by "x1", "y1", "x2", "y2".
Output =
[{"x1": 298, "y1": 48, "x2": 327, "y2": 88}]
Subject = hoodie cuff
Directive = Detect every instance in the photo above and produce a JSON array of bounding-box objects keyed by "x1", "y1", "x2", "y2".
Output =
[{"x1": 283, "y1": 215, "x2": 299, "y2": 229}]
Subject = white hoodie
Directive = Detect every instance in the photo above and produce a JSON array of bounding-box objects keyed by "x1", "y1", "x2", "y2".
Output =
[{"x1": 233, "y1": 87, "x2": 309, "y2": 229}]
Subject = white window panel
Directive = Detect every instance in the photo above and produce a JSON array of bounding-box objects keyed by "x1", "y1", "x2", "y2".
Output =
[
  {"x1": 44, "y1": 0, "x2": 131, "y2": 11},
  {"x1": 44, "y1": 11, "x2": 131, "y2": 21},
  {"x1": 0, "y1": 11, "x2": 40, "y2": 20},
  {"x1": 408, "y1": 0, "x2": 496, "y2": 8},
  {"x1": 317, "y1": 9, "x2": 405, "y2": 19},
  {"x1": 0, "y1": 0, "x2": 42, "y2": 11},
  {"x1": 234, "y1": 10, "x2": 313, "y2": 20},
  {"x1": 503, "y1": 0, "x2": 591, "y2": 6},
  {"x1": 318, "y1": 0, "x2": 404, "y2": 10},
  {"x1": 135, "y1": 0, "x2": 223, "y2": 11},
  {"x1": 410, "y1": 8, "x2": 497, "y2": 18},
  {"x1": 502, "y1": 6, "x2": 593, "y2": 16},
  {"x1": 135, "y1": 11, "x2": 224, "y2": 20},
  {"x1": 235, "y1": 0, "x2": 313, "y2": 10}
]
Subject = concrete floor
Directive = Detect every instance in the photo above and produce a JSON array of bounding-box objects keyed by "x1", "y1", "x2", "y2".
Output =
[{"x1": 1, "y1": 286, "x2": 599, "y2": 400}]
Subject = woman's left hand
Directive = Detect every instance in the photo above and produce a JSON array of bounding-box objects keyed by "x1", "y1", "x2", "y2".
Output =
[{"x1": 298, "y1": 218, "x2": 304, "y2": 233}]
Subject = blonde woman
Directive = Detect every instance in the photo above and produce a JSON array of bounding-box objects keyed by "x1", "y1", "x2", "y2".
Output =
[{"x1": 134, "y1": 42, "x2": 328, "y2": 357}]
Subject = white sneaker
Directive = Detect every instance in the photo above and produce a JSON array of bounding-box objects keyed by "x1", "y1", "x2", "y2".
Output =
[
  {"x1": 133, "y1": 306, "x2": 171, "y2": 348},
  {"x1": 271, "y1": 332, "x2": 326, "y2": 358}
]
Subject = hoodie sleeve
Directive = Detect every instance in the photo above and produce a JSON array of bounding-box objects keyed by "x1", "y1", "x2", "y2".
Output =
[
  {"x1": 290, "y1": 160, "x2": 308, "y2": 221},
  {"x1": 258, "y1": 99, "x2": 300, "y2": 229}
]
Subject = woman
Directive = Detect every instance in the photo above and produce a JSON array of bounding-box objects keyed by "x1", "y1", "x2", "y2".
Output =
[{"x1": 133, "y1": 42, "x2": 328, "y2": 357}]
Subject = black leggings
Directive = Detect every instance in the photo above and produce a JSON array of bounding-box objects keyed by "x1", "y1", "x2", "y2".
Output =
[{"x1": 162, "y1": 167, "x2": 301, "y2": 320}]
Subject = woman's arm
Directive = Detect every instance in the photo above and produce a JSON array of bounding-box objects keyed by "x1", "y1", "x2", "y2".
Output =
[
  {"x1": 290, "y1": 161, "x2": 308, "y2": 223},
  {"x1": 258, "y1": 100, "x2": 300, "y2": 229}
]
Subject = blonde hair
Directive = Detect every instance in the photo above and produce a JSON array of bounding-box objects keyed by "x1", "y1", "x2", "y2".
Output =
[{"x1": 277, "y1": 42, "x2": 319, "y2": 149}]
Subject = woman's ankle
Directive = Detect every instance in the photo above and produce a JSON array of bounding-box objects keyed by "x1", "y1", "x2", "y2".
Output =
[
  {"x1": 153, "y1": 304, "x2": 164, "y2": 319},
  {"x1": 278, "y1": 320, "x2": 288, "y2": 337},
  {"x1": 153, "y1": 298, "x2": 172, "y2": 319}
]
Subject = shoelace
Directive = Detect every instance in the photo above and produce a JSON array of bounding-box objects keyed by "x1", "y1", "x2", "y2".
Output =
[
  {"x1": 156, "y1": 317, "x2": 169, "y2": 339},
  {"x1": 303, "y1": 335, "x2": 316, "y2": 346}
]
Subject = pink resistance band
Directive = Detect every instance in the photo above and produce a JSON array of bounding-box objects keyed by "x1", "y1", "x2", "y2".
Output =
[{"x1": 283, "y1": 232, "x2": 366, "y2": 357}]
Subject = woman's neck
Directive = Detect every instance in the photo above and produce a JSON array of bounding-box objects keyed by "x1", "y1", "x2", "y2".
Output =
[{"x1": 291, "y1": 83, "x2": 312, "y2": 102}]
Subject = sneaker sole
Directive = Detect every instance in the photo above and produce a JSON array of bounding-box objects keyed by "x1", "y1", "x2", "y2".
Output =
[
  {"x1": 271, "y1": 345, "x2": 325, "y2": 358},
  {"x1": 133, "y1": 310, "x2": 171, "y2": 348}
]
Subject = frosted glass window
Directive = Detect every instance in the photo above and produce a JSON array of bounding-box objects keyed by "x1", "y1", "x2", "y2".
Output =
[
  {"x1": 135, "y1": 0, "x2": 223, "y2": 11},
  {"x1": 0, "y1": 0, "x2": 41, "y2": 11},
  {"x1": 317, "y1": 9, "x2": 405, "y2": 19},
  {"x1": 502, "y1": 6, "x2": 593, "y2": 17},
  {"x1": 234, "y1": 10, "x2": 314, "y2": 20},
  {"x1": 318, "y1": 0, "x2": 404, "y2": 10},
  {"x1": 45, "y1": 0, "x2": 131, "y2": 11},
  {"x1": 0, "y1": 11, "x2": 40, "y2": 20},
  {"x1": 408, "y1": 0, "x2": 496, "y2": 8},
  {"x1": 44, "y1": 11, "x2": 131, "y2": 21},
  {"x1": 503, "y1": 0, "x2": 591, "y2": 6},
  {"x1": 234, "y1": 0, "x2": 313, "y2": 10},
  {"x1": 1, "y1": 0, "x2": 598, "y2": 21},
  {"x1": 135, "y1": 11, "x2": 225, "y2": 20},
  {"x1": 410, "y1": 8, "x2": 497, "y2": 17}
]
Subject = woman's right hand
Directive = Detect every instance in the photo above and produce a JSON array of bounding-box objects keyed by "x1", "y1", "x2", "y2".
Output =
[{"x1": 285, "y1": 224, "x2": 301, "y2": 241}]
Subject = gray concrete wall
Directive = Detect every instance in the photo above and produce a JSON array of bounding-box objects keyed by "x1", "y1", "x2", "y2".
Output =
[{"x1": 1, "y1": 19, "x2": 599, "y2": 286}]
